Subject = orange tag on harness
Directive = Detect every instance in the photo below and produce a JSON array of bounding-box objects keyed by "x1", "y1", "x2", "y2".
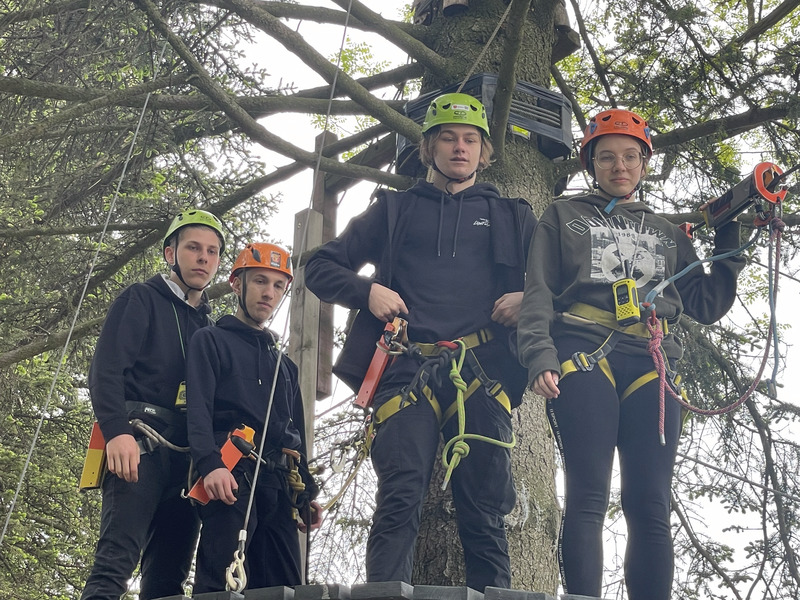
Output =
[
  {"x1": 355, "y1": 318, "x2": 406, "y2": 409},
  {"x1": 186, "y1": 426, "x2": 255, "y2": 505}
]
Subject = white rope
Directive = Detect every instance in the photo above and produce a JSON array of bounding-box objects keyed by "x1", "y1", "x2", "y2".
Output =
[
  {"x1": 0, "y1": 38, "x2": 172, "y2": 548},
  {"x1": 226, "y1": 0, "x2": 356, "y2": 586}
]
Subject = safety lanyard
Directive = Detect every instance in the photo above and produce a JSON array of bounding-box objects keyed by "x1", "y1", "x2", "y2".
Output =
[{"x1": 172, "y1": 304, "x2": 186, "y2": 359}]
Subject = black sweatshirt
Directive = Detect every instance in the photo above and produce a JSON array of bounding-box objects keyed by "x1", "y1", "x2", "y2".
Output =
[
  {"x1": 89, "y1": 274, "x2": 212, "y2": 442},
  {"x1": 186, "y1": 315, "x2": 306, "y2": 481},
  {"x1": 305, "y1": 181, "x2": 537, "y2": 343}
]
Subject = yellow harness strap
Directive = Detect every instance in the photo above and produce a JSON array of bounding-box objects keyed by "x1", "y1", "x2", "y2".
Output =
[
  {"x1": 564, "y1": 302, "x2": 669, "y2": 337},
  {"x1": 560, "y1": 355, "x2": 616, "y2": 388},
  {"x1": 557, "y1": 304, "x2": 682, "y2": 400},
  {"x1": 413, "y1": 328, "x2": 493, "y2": 357},
  {"x1": 373, "y1": 328, "x2": 511, "y2": 428}
]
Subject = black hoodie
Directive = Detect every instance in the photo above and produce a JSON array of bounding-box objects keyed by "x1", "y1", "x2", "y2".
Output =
[
  {"x1": 186, "y1": 315, "x2": 305, "y2": 483},
  {"x1": 89, "y1": 274, "x2": 213, "y2": 443},
  {"x1": 305, "y1": 181, "x2": 536, "y2": 398}
]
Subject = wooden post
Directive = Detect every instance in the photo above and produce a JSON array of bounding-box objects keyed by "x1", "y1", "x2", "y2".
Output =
[
  {"x1": 311, "y1": 131, "x2": 338, "y2": 400},
  {"x1": 288, "y1": 208, "x2": 323, "y2": 448}
]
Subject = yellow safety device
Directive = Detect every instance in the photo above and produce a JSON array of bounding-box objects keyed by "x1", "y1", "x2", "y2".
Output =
[
  {"x1": 613, "y1": 278, "x2": 640, "y2": 326},
  {"x1": 79, "y1": 422, "x2": 107, "y2": 490}
]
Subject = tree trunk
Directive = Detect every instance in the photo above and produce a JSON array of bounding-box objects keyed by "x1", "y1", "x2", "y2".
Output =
[{"x1": 412, "y1": 1, "x2": 563, "y2": 592}]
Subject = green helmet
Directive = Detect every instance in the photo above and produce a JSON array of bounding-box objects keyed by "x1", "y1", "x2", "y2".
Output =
[
  {"x1": 421, "y1": 92, "x2": 490, "y2": 137},
  {"x1": 163, "y1": 209, "x2": 225, "y2": 254}
]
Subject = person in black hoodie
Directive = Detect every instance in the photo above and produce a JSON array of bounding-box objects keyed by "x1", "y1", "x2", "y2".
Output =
[
  {"x1": 186, "y1": 242, "x2": 321, "y2": 594},
  {"x1": 81, "y1": 209, "x2": 225, "y2": 600},
  {"x1": 304, "y1": 93, "x2": 536, "y2": 591},
  {"x1": 517, "y1": 109, "x2": 746, "y2": 600}
]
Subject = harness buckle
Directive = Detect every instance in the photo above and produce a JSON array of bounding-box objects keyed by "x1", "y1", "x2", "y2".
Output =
[{"x1": 571, "y1": 351, "x2": 595, "y2": 372}]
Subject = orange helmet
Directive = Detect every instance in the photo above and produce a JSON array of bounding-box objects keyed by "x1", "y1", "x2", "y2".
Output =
[
  {"x1": 580, "y1": 109, "x2": 653, "y2": 175},
  {"x1": 229, "y1": 243, "x2": 293, "y2": 284}
]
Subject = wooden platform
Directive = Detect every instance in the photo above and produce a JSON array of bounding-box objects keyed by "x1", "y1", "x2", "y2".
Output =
[{"x1": 155, "y1": 583, "x2": 607, "y2": 600}]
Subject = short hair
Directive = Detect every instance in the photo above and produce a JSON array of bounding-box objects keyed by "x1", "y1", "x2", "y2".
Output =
[{"x1": 419, "y1": 126, "x2": 494, "y2": 172}]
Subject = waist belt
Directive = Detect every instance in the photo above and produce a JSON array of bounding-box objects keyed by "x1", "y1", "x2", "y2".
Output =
[
  {"x1": 557, "y1": 304, "x2": 686, "y2": 404},
  {"x1": 374, "y1": 328, "x2": 509, "y2": 428},
  {"x1": 126, "y1": 401, "x2": 183, "y2": 428},
  {"x1": 560, "y1": 302, "x2": 669, "y2": 338},
  {"x1": 411, "y1": 328, "x2": 493, "y2": 357}
]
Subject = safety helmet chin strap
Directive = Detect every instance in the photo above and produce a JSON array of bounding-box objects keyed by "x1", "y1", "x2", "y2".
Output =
[
  {"x1": 170, "y1": 258, "x2": 208, "y2": 299},
  {"x1": 432, "y1": 161, "x2": 477, "y2": 187},
  {"x1": 598, "y1": 181, "x2": 642, "y2": 214},
  {"x1": 235, "y1": 269, "x2": 265, "y2": 328}
]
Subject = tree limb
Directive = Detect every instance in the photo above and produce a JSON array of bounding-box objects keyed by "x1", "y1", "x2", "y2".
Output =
[
  {"x1": 193, "y1": 0, "x2": 420, "y2": 37},
  {"x1": 0, "y1": 73, "x2": 191, "y2": 149},
  {"x1": 326, "y1": 0, "x2": 449, "y2": 77},
  {"x1": 133, "y1": 0, "x2": 409, "y2": 188},
  {"x1": 729, "y1": 0, "x2": 800, "y2": 48},
  {"x1": 215, "y1": 0, "x2": 423, "y2": 142},
  {"x1": 490, "y1": 0, "x2": 533, "y2": 161},
  {"x1": 568, "y1": 0, "x2": 616, "y2": 108}
]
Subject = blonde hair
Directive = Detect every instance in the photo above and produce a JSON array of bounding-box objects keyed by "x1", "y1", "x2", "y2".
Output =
[{"x1": 419, "y1": 127, "x2": 494, "y2": 171}]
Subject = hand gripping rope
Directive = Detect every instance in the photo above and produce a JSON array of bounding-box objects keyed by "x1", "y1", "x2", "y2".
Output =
[{"x1": 642, "y1": 162, "x2": 793, "y2": 445}]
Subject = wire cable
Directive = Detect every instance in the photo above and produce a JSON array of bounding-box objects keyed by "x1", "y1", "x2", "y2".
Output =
[{"x1": 0, "y1": 37, "x2": 172, "y2": 549}]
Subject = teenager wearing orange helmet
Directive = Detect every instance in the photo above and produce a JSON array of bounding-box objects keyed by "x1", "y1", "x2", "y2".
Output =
[
  {"x1": 186, "y1": 242, "x2": 321, "y2": 593},
  {"x1": 517, "y1": 109, "x2": 746, "y2": 599}
]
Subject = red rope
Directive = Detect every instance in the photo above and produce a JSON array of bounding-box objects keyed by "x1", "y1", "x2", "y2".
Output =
[{"x1": 644, "y1": 220, "x2": 783, "y2": 444}]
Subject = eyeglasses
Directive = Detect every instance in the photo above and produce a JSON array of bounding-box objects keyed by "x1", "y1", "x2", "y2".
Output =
[{"x1": 593, "y1": 151, "x2": 645, "y2": 170}]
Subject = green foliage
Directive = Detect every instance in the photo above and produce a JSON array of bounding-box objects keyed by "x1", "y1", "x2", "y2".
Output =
[{"x1": 0, "y1": 0, "x2": 799, "y2": 597}]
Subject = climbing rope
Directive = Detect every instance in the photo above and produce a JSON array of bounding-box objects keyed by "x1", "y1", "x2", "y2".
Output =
[
  {"x1": 643, "y1": 216, "x2": 786, "y2": 444},
  {"x1": 0, "y1": 34, "x2": 174, "y2": 549},
  {"x1": 436, "y1": 340, "x2": 517, "y2": 490},
  {"x1": 220, "y1": 1, "x2": 357, "y2": 586}
]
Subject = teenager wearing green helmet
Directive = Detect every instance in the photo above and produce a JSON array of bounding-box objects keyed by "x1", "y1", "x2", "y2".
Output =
[
  {"x1": 81, "y1": 209, "x2": 223, "y2": 600},
  {"x1": 162, "y1": 209, "x2": 226, "y2": 297},
  {"x1": 419, "y1": 91, "x2": 494, "y2": 191},
  {"x1": 305, "y1": 91, "x2": 536, "y2": 591}
]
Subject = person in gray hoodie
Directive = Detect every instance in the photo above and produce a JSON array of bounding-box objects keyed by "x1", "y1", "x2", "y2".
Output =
[
  {"x1": 517, "y1": 109, "x2": 746, "y2": 600},
  {"x1": 305, "y1": 92, "x2": 536, "y2": 591}
]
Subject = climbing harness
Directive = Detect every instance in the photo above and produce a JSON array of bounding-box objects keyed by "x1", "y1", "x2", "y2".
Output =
[
  {"x1": 362, "y1": 326, "x2": 516, "y2": 489},
  {"x1": 561, "y1": 161, "x2": 792, "y2": 445}
]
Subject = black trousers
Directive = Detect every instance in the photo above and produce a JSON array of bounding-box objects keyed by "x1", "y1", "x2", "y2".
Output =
[
  {"x1": 546, "y1": 336, "x2": 682, "y2": 600},
  {"x1": 366, "y1": 350, "x2": 517, "y2": 592},
  {"x1": 80, "y1": 446, "x2": 199, "y2": 600},
  {"x1": 193, "y1": 463, "x2": 302, "y2": 594}
]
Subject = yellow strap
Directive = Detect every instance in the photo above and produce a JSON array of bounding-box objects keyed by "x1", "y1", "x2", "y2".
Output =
[
  {"x1": 374, "y1": 386, "x2": 443, "y2": 426},
  {"x1": 377, "y1": 378, "x2": 511, "y2": 428},
  {"x1": 413, "y1": 328, "x2": 493, "y2": 357},
  {"x1": 565, "y1": 302, "x2": 668, "y2": 338},
  {"x1": 560, "y1": 356, "x2": 616, "y2": 388},
  {"x1": 620, "y1": 371, "x2": 688, "y2": 403},
  {"x1": 441, "y1": 379, "x2": 511, "y2": 424},
  {"x1": 620, "y1": 371, "x2": 659, "y2": 402}
]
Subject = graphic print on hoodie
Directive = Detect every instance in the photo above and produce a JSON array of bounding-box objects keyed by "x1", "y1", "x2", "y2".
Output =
[{"x1": 565, "y1": 210, "x2": 676, "y2": 289}]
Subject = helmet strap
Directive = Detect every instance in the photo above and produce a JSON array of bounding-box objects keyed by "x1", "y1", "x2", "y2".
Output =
[
  {"x1": 432, "y1": 162, "x2": 477, "y2": 193},
  {"x1": 236, "y1": 270, "x2": 265, "y2": 328}
]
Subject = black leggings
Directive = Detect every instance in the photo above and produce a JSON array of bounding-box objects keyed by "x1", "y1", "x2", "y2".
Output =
[{"x1": 546, "y1": 336, "x2": 682, "y2": 600}]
